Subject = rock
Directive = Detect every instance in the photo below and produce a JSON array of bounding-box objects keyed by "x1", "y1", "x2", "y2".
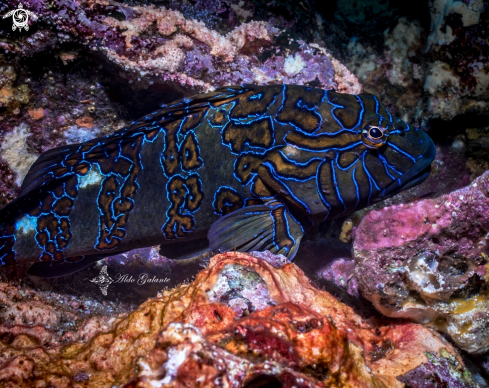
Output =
[
  {"x1": 0, "y1": 0, "x2": 359, "y2": 94},
  {"x1": 0, "y1": 252, "x2": 477, "y2": 387},
  {"x1": 353, "y1": 170, "x2": 489, "y2": 354},
  {"x1": 342, "y1": 1, "x2": 489, "y2": 120},
  {"x1": 397, "y1": 348, "x2": 479, "y2": 388},
  {"x1": 0, "y1": 282, "x2": 126, "y2": 352}
]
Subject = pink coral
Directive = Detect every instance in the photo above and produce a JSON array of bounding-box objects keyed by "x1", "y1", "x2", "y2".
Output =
[{"x1": 353, "y1": 170, "x2": 489, "y2": 354}]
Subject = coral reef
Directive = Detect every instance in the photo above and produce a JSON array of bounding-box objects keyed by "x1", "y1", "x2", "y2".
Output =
[
  {"x1": 0, "y1": 283, "x2": 123, "y2": 346},
  {"x1": 0, "y1": 0, "x2": 489, "y2": 385},
  {"x1": 0, "y1": 123, "x2": 38, "y2": 186},
  {"x1": 426, "y1": 0, "x2": 489, "y2": 120},
  {"x1": 0, "y1": 64, "x2": 29, "y2": 114},
  {"x1": 342, "y1": 2, "x2": 489, "y2": 122},
  {"x1": 342, "y1": 16, "x2": 425, "y2": 123},
  {"x1": 0, "y1": 252, "x2": 476, "y2": 387},
  {"x1": 353, "y1": 170, "x2": 489, "y2": 355},
  {"x1": 0, "y1": 0, "x2": 359, "y2": 93}
]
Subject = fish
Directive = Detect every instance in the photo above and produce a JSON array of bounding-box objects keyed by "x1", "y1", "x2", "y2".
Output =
[{"x1": 0, "y1": 84, "x2": 436, "y2": 277}]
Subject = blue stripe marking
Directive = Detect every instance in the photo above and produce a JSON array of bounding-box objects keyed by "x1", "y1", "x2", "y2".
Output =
[
  {"x1": 277, "y1": 85, "x2": 287, "y2": 114},
  {"x1": 332, "y1": 159, "x2": 347, "y2": 215},
  {"x1": 284, "y1": 139, "x2": 364, "y2": 153},
  {"x1": 352, "y1": 168, "x2": 360, "y2": 212},
  {"x1": 316, "y1": 160, "x2": 332, "y2": 216},
  {"x1": 263, "y1": 162, "x2": 311, "y2": 214},
  {"x1": 378, "y1": 153, "x2": 402, "y2": 179},
  {"x1": 361, "y1": 154, "x2": 380, "y2": 206},
  {"x1": 388, "y1": 143, "x2": 417, "y2": 163},
  {"x1": 334, "y1": 151, "x2": 364, "y2": 171},
  {"x1": 266, "y1": 151, "x2": 322, "y2": 182},
  {"x1": 385, "y1": 106, "x2": 393, "y2": 122},
  {"x1": 323, "y1": 91, "x2": 365, "y2": 131}
]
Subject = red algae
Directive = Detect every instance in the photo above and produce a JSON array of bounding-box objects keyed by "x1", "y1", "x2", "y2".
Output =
[
  {"x1": 354, "y1": 170, "x2": 489, "y2": 354},
  {"x1": 0, "y1": 252, "x2": 475, "y2": 387}
]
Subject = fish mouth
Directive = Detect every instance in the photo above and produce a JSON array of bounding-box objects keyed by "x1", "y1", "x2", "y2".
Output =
[{"x1": 380, "y1": 140, "x2": 436, "y2": 199}]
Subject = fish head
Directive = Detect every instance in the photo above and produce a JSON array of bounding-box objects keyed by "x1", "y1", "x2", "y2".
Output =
[
  {"x1": 317, "y1": 93, "x2": 436, "y2": 218},
  {"x1": 370, "y1": 117, "x2": 437, "y2": 201}
]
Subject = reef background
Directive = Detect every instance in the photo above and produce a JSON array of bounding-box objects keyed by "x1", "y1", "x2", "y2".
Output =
[{"x1": 0, "y1": 0, "x2": 489, "y2": 386}]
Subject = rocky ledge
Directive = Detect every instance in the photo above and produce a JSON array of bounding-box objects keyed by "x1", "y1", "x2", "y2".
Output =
[
  {"x1": 0, "y1": 251, "x2": 478, "y2": 387},
  {"x1": 354, "y1": 169, "x2": 489, "y2": 356}
]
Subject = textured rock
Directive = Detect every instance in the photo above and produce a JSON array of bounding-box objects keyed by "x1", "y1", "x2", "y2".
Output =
[
  {"x1": 424, "y1": 0, "x2": 489, "y2": 120},
  {"x1": 0, "y1": 65, "x2": 29, "y2": 113},
  {"x1": 0, "y1": 123, "x2": 38, "y2": 186},
  {"x1": 343, "y1": 0, "x2": 489, "y2": 121},
  {"x1": 0, "y1": 281, "x2": 129, "y2": 376},
  {"x1": 354, "y1": 170, "x2": 489, "y2": 354},
  {"x1": 0, "y1": 0, "x2": 359, "y2": 94},
  {"x1": 397, "y1": 348, "x2": 479, "y2": 388},
  {"x1": 0, "y1": 252, "x2": 476, "y2": 387}
]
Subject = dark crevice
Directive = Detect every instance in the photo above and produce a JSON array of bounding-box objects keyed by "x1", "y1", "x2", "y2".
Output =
[
  {"x1": 428, "y1": 114, "x2": 489, "y2": 145},
  {"x1": 243, "y1": 375, "x2": 282, "y2": 388}
]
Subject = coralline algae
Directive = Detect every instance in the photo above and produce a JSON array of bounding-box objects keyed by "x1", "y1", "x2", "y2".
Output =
[
  {"x1": 0, "y1": 0, "x2": 360, "y2": 94},
  {"x1": 0, "y1": 0, "x2": 488, "y2": 385},
  {"x1": 0, "y1": 252, "x2": 477, "y2": 387},
  {"x1": 354, "y1": 170, "x2": 489, "y2": 355}
]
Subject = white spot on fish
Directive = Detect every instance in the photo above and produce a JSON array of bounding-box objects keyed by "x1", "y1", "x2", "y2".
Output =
[
  {"x1": 282, "y1": 145, "x2": 300, "y2": 157},
  {"x1": 79, "y1": 165, "x2": 103, "y2": 189},
  {"x1": 15, "y1": 215, "x2": 37, "y2": 234}
]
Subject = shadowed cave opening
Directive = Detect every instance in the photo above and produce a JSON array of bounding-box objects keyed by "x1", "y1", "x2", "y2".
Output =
[{"x1": 243, "y1": 374, "x2": 282, "y2": 388}]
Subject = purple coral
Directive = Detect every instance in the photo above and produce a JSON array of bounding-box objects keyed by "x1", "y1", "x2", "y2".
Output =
[{"x1": 353, "y1": 170, "x2": 489, "y2": 354}]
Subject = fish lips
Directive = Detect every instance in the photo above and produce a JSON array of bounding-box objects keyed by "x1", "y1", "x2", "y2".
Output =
[{"x1": 379, "y1": 139, "x2": 436, "y2": 199}]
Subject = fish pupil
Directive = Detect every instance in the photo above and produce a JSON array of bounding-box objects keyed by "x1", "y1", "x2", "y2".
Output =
[{"x1": 369, "y1": 127, "x2": 382, "y2": 139}]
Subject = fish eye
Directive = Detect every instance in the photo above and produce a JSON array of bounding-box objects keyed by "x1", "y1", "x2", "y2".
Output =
[
  {"x1": 369, "y1": 127, "x2": 382, "y2": 139},
  {"x1": 362, "y1": 125, "x2": 388, "y2": 149}
]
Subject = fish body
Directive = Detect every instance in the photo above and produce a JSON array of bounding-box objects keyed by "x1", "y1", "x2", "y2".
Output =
[{"x1": 0, "y1": 85, "x2": 436, "y2": 276}]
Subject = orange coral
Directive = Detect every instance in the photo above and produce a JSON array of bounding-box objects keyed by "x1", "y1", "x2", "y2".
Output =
[{"x1": 0, "y1": 252, "x2": 468, "y2": 387}]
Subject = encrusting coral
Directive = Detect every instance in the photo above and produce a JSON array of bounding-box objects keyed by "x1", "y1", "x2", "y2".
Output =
[
  {"x1": 0, "y1": 252, "x2": 477, "y2": 387},
  {"x1": 354, "y1": 169, "x2": 489, "y2": 355},
  {"x1": 0, "y1": 0, "x2": 361, "y2": 95}
]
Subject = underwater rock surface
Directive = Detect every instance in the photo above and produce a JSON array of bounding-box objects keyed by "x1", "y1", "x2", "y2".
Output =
[
  {"x1": 354, "y1": 169, "x2": 489, "y2": 355},
  {"x1": 0, "y1": 252, "x2": 478, "y2": 387},
  {"x1": 0, "y1": 0, "x2": 360, "y2": 94},
  {"x1": 343, "y1": 1, "x2": 489, "y2": 122},
  {"x1": 0, "y1": 0, "x2": 488, "y2": 385}
]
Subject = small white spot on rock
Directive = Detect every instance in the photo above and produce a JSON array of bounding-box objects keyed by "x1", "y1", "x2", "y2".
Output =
[
  {"x1": 451, "y1": 138, "x2": 465, "y2": 149},
  {"x1": 284, "y1": 53, "x2": 305, "y2": 76}
]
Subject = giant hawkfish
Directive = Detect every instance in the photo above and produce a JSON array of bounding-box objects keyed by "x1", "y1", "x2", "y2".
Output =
[{"x1": 0, "y1": 85, "x2": 436, "y2": 277}]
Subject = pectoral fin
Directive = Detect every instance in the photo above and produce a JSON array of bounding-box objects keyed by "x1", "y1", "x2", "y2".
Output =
[{"x1": 208, "y1": 201, "x2": 304, "y2": 259}]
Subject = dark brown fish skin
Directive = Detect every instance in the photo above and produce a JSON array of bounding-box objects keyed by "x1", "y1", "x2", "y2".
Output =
[{"x1": 0, "y1": 84, "x2": 436, "y2": 276}]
